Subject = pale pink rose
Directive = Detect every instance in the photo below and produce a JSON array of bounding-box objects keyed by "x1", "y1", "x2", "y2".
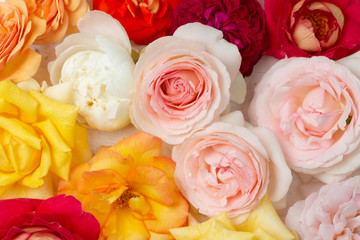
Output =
[
  {"x1": 130, "y1": 22, "x2": 244, "y2": 145},
  {"x1": 173, "y1": 111, "x2": 292, "y2": 221},
  {"x1": 249, "y1": 55, "x2": 360, "y2": 183},
  {"x1": 286, "y1": 176, "x2": 360, "y2": 239}
]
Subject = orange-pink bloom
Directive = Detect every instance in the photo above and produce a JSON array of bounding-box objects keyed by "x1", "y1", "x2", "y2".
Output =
[{"x1": 58, "y1": 132, "x2": 189, "y2": 239}]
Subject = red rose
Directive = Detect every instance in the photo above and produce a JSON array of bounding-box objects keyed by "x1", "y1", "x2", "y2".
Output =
[
  {"x1": 0, "y1": 195, "x2": 100, "y2": 240},
  {"x1": 93, "y1": 0, "x2": 180, "y2": 45},
  {"x1": 264, "y1": 0, "x2": 360, "y2": 59}
]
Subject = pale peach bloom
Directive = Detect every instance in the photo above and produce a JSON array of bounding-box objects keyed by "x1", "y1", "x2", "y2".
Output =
[{"x1": 0, "y1": 0, "x2": 46, "y2": 82}]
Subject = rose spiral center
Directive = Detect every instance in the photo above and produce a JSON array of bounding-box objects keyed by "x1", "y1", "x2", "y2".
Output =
[
  {"x1": 305, "y1": 11, "x2": 330, "y2": 41},
  {"x1": 114, "y1": 188, "x2": 138, "y2": 208}
]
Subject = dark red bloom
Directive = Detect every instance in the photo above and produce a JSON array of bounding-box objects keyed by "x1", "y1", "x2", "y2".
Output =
[
  {"x1": 94, "y1": 0, "x2": 180, "y2": 45},
  {"x1": 169, "y1": 0, "x2": 266, "y2": 76},
  {"x1": 0, "y1": 195, "x2": 100, "y2": 240},
  {"x1": 264, "y1": 0, "x2": 360, "y2": 59}
]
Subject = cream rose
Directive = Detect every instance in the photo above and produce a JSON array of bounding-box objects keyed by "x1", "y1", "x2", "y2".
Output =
[
  {"x1": 48, "y1": 11, "x2": 134, "y2": 131},
  {"x1": 286, "y1": 176, "x2": 360, "y2": 239},
  {"x1": 130, "y1": 22, "x2": 245, "y2": 145},
  {"x1": 172, "y1": 111, "x2": 292, "y2": 222},
  {"x1": 249, "y1": 54, "x2": 360, "y2": 183}
]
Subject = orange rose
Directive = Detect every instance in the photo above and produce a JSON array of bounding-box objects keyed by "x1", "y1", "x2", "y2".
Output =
[
  {"x1": 25, "y1": 0, "x2": 89, "y2": 43},
  {"x1": 58, "y1": 132, "x2": 189, "y2": 239},
  {"x1": 0, "y1": 0, "x2": 46, "y2": 82}
]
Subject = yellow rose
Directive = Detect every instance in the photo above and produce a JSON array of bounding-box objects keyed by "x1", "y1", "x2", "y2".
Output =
[{"x1": 0, "y1": 80, "x2": 92, "y2": 199}]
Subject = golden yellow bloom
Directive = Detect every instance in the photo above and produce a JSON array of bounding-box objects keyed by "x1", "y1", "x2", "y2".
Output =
[
  {"x1": 0, "y1": 80, "x2": 92, "y2": 199},
  {"x1": 170, "y1": 195, "x2": 298, "y2": 240},
  {"x1": 0, "y1": 0, "x2": 46, "y2": 82},
  {"x1": 58, "y1": 131, "x2": 189, "y2": 239},
  {"x1": 25, "y1": 0, "x2": 89, "y2": 43}
]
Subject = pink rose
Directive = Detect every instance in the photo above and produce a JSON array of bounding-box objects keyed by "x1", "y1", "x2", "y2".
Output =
[
  {"x1": 131, "y1": 22, "x2": 244, "y2": 145},
  {"x1": 264, "y1": 0, "x2": 360, "y2": 59},
  {"x1": 0, "y1": 195, "x2": 100, "y2": 239},
  {"x1": 249, "y1": 55, "x2": 360, "y2": 183},
  {"x1": 173, "y1": 111, "x2": 292, "y2": 221},
  {"x1": 286, "y1": 176, "x2": 360, "y2": 239}
]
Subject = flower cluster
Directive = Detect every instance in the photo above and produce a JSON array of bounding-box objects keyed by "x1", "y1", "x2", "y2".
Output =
[{"x1": 1, "y1": 0, "x2": 360, "y2": 239}]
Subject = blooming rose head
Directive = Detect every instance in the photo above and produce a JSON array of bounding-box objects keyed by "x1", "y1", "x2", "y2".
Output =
[
  {"x1": 0, "y1": 80, "x2": 92, "y2": 198},
  {"x1": 93, "y1": 0, "x2": 180, "y2": 45},
  {"x1": 0, "y1": 0, "x2": 46, "y2": 82},
  {"x1": 24, "y1": 0, "x2": 89, "y2": 43},
  {"x1": 169, "y1": 0, "x2": 266, "y2": 76},
  {"x1": 0, "y1": 195, "x2": 100, "y2": 239},
  {"x1": 264, "y1": 0, "x2": 360, "y2": 59},
  {"x1": 48, "y1": 11, "x2": 135, "y2": 131},
  {"x1": 173, "y1": 111, "x2": 292, "y2": 221},
  {"x1": 286, "y1": 176, "x2": 360, "y2": 239},
  {"x1": 131, "y1": 22, "x2": 245, "y2": 145},
  {"x1": 249, "y1": 55, "x2": 360, "y2": 183},
  {"x1": 58, "y1": 131, "x2": 189, "y2": 239}
]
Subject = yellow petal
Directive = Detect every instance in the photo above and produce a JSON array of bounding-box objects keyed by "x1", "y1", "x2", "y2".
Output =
[
  {"x1": 0, "y1": 80, "x2": 38, "y2": 122},
  {"x1": 29, "y1": 90, "x2": 79, "y2": 147},
  {"x1": 129, "y1": 194, "x2": 151, "y2": 217},
  {"x1": 254, "y1": 227, "x2": 277, "y2": 240},
  {"x1": 0, "y1": 98, "x2": 18, "y2": 115},
  {"x1": 0, "y1": 49, "x2": 42, "y2": 82},
  {"x1": 0, "y1": 174, "x2": 54, "y2": 199},
  {"x1": 20, "y1": 136, "x2": 51, "y2": 188},
  {"x1": 128, "y1": 166, "x2": 176, "y2": 206},
  {"x1": 145, "y1": 191, "x2": 188, "y2": 233},
  {"x1": 235, "y1": 194, "x2": 296, "y2": 240},
  {"x1": 112, "y1": 132, "x2": 162, "y2": 167},
  {"x1": 71, "y1": 125, "x2": 92, "y2": 167},
  {"x1": 104, "y1": 209, "x2": 150, "y2": 240},
  {"x1": 82, "y1": 191, "x2": 112, "y2": 228},
  {"x1": 32, "y1": 119, "x2": 72, "y2": 180},
  {"x1": 202, "y1": 220, "x2": 254, "y2": 240},
  {"x1": 150, "y1": 231, "x2": 177, "y2": 240}
]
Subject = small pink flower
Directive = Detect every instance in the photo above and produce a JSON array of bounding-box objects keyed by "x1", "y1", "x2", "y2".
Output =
[
  {"x1": 0, "y1": 195, "x2": 100, "y2": 240},
  {"x1": 286, "y1": 176, "x2": 360, "y2": 239}
]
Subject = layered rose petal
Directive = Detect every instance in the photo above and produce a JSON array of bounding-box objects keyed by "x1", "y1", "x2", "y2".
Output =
[
  {"x1": 286, "y1": 176, "x2": 360, "y2": 239},
  {"x1": 0, "y1": 195, "x2": 100, "y2": 240},
  {"x1": 264, "y1": 0, "x2": 360, "y2": 59},
  {"x1": 249, "y1": 56, "x2": 360, "y2": 182},
  {"x1": 131, "y1": 22, "x2": 243, "y2": 145},
  {"x1": 58, "y1": 132, "x2": 189, "y2": 239},
  {"x1": 173, "y1": 111, "x2": 291, "y2": 220}
]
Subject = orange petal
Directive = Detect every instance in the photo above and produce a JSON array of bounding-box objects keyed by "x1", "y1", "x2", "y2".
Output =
[
  {"x1": 148, "y1": 156, "x2": 176, "y2": 181},
  {"x1": 0, "y1": 49, "x2": 41, "y2": 82},
  {"x1": 145, "y1": 191, "x2": 189, "y2": 233},
  {"x1": 82, "y1": 191, "x2": 112, "y2": 228},
  {"x1": 90, "y1": 146, "x2": 133, "y2": 177},
  {"x1": 23, "y1": 14, "x2": 46, "y2": 50},
  {"x1": 67, "y1": 0, "x2": 89, "y2": 27},
  {"x1": 71, "y1": 125, "x2": 92, "y2": 167},
  {"x1": 103, "y1": 208, "x2": 150, "y2": 240},
  {"x1": 35, "y1": 13, "x2": 69, "y2": 44},
  {"x1": 128, "y1": 166, "x2": 176, "y2": 206},
  {"x1": 78, "y1": 169, "x2": 127, "y2": 195},
  {"x1": 112, "y1": 131, "x2": 162, "y2": 167}
]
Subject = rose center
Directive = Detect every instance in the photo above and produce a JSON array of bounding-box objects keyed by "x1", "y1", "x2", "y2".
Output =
[
  {"x1": 114, "y1": 189, "x2": 138, "y2": 208},
  {"x1": 304, "y1": 11, "x2": 330, "y2": 41}
]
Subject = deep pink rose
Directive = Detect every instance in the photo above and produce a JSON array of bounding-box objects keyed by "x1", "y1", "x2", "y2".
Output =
[
  {"x1": 0, "y1": 195, "x2": 100, "y2": 240},
  {"x1": 169, "y1": 0, "x2": 265, "y2": 76},
  {"x1": 286, "y1": 176, "x2": 360, "y2": 239},
  {"x1": 264, "y1": 0, "x2": 360, "y2": 59},
  {"x1": 249, "y1": 55, "x2": 360, "y2": 183}
]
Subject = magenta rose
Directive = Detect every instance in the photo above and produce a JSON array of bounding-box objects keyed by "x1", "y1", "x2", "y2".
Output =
[
  {"x1": 169, "y1": 0, "x2": 266, "y2": 76},
  {"x1": 0, "y1": 195, "x2": 100, "y2": 239},
  {"x1": 286, "y1": 176, "x2": 360, "y2": 239},
  {"x1": 249, "y1": 55, "x2": 360, "y2": 183},
  {"x1": 264, "y1": 0, "x2": 360, "y2": 59}
]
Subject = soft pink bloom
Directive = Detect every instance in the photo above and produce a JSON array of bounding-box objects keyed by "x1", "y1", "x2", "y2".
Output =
[
  {"x1": 286, "y1": 176, "x2": 360, "y2": 239},
  {"x1": 0, "y1": 195, "x2": 100, "y2": 240},
  {"x1": 249, "y1": 55, "x2": 360, "y2": 183},
  {"x1": 173, "y1": 111, "x2": 292, "y2": 221},
  {"x1": 131, "y1": 22, "x2": 243, "y2": 145}
]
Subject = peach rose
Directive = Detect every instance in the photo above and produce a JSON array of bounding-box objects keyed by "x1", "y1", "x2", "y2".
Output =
[
  {"x1": 173, "y1": 111, "x2": 292, "y2": 221},
  {"x1": 0, "y1": 0, "x2": 46, "y2": 82},
  {"x1": 286, "y1": 176, "x2": 360, "y2": 239},
  {"x1": 249, "y1": 54, "x2": 360, "y2": 183},
  {"x1": 24, "y1": 0, "x2": 89, "y2": 43},
  {"x1": 131, "y1": 22, "x2": 245, "y2": 145}
]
